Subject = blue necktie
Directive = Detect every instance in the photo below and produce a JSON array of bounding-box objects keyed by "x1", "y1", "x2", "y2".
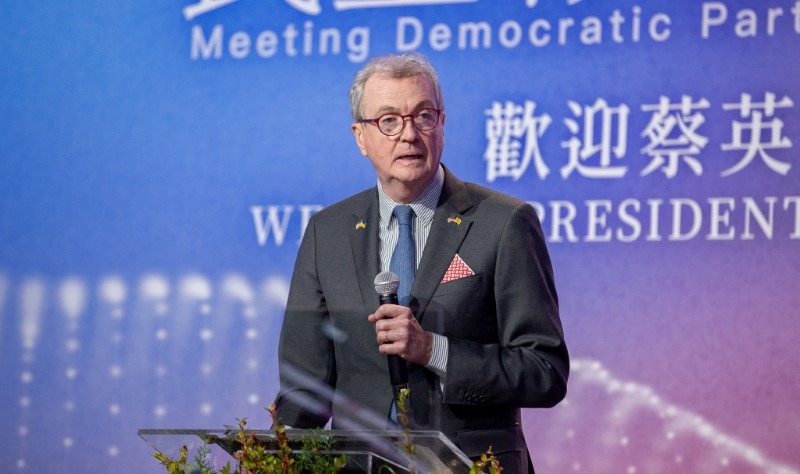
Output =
[{"x1": 389, "y1": 205, "x2": 415, "y2": 307}]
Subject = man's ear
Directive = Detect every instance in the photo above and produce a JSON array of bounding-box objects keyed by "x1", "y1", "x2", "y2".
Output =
[{"x1": 351, "y1": 123, "x2": 368, "y2": 156}]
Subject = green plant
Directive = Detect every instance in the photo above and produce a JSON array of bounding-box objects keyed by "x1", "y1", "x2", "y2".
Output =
[
  {"x1": 395, "y1": 388, "x2": 414, "y2": 459},
  {"x1": 469, "y1": 447, "x2": 503, "y2": 474},
  {"x1": 294, "y1": 430, "x2": 347, "y2": 473},
  {"x1": 152, "y1": 397, "x2": 501, "y2": 473},
  {"x1": 152, "y1": 404, "x2": 345, "y2": 473},
  {"x1": 153, "y1": 444, "x2": 189, "y2": 474},
  {"x1": 153, "y1": 443, "x2": 223, "y2": 474}
]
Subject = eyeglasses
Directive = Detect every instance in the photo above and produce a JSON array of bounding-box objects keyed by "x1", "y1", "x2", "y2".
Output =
[{"x1": 358, "y1": 108, "x2": 442, "y2": 136}]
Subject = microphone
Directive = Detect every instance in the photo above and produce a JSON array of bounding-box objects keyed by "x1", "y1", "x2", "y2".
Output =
[{"x1": 373, "y1": 272, "x2": 408, "y2": 391}]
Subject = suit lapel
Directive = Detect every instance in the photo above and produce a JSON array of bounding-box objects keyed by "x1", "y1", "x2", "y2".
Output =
[
  {"x1": 350, "y1": 190, "x2": 382, "y2": 313},
  {"x1": 409, "y1": 168, "x2": 474, "y2": 323}
]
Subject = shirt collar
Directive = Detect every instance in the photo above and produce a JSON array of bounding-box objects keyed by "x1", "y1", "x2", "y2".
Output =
[{"x1": 378, "y1": 165, "x2": 444, "y2": 229}]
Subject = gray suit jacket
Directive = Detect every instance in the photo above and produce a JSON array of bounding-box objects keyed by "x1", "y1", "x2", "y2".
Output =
[{"x1": 275, "y1": 166, "x2": 568, "y2": 471}]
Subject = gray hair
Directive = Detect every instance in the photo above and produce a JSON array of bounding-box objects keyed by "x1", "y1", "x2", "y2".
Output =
[{"x1": 349, "y1": 52, "x2": 444, "y2": 121}]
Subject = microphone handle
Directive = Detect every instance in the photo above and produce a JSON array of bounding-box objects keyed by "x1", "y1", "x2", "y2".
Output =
[
  {"x1": 379, "y1": 293, "x2": 398, "y2": 306},
  {"x1": 379, "y1": 293, "x2": 408, "y2": 386}
]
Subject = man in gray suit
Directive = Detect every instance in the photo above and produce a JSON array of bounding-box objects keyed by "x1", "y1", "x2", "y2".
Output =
[{"x1": 274, "y1": 53, "x2": 568, "y2": 473}]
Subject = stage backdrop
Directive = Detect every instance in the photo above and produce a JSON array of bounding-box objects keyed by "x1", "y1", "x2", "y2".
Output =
[{"x1": 1, "y1": 0, "x2": 798, "y2": 472}]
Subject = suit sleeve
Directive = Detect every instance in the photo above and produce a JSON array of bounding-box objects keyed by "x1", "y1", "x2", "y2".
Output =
[
  {"x1": 273, "y1": 215, "x2": 336, "y2": 428},
  {"x1": 441, "y1": 202, "x2": 569, "y2": 407}
]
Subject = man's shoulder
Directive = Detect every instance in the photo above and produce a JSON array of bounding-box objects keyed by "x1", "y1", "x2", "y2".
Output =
[
  {"x1": 460, "y1": 181, "x2": 530, "y2": 217},
  {"x1": 441, "y1": 166, "x2": 528, "y2": 215},
  {"x1": 311, "y1": 187, "x2": 375, "y2": 223},
  {"x1": 466, "y1": 181, "x2": 523, "y2": 204}
]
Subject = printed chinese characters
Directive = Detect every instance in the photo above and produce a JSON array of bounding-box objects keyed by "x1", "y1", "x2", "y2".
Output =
[
  {"x1": 485, "y1": 101, "x2": 551, "y2": 182},
  {"x1": 485, "y1": 93, "x2": 795, "y2": 182}
]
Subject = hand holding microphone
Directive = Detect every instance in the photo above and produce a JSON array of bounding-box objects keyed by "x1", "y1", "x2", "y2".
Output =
[
  {"x1": 370, "y1": 272, "x2": 433, "y2": 383},
  {"x1": 373, "y1": 271, "x2": 407, "y2": 389}
]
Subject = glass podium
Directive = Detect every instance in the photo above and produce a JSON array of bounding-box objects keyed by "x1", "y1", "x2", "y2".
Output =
[{"x1": 139, "y1": 428, "x2": 473, "y2": 473}]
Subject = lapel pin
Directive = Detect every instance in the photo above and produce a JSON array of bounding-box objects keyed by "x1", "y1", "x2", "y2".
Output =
[
  {"x1": 355, "y1": 219, "x2": 367, "y2": 230},
  {"x1": 447, "y1": 216, "x2": 462, "y2": 225}
]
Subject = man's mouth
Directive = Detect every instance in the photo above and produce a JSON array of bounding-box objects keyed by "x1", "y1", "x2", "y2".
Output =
[{"x1": 396, "y1": 153, "x2": 424, "y2": 161}]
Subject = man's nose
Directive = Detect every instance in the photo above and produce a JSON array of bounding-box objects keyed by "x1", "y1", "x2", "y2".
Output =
[{"x1": 398, "y1": 116, "x2": 421, "y2": 141}]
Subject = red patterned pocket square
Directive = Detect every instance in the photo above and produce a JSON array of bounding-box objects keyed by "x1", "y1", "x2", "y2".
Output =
[{"x1": 441, "y1": 254, "x2": 475, "y2": 283}]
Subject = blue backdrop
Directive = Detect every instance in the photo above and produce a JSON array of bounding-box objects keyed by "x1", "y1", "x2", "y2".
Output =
[{"x1": 1, "y1": 0, "x2": 799, "y2": 472}]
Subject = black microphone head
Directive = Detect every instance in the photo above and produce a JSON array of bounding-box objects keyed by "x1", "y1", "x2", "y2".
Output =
[{"x1": 374, "y1": 271, "x2": 400, "y2": 296}]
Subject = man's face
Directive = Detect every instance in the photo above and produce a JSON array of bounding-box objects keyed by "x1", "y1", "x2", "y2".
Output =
[{"x1": 352, "y1": 74, "x2": 445, "y2": 202}]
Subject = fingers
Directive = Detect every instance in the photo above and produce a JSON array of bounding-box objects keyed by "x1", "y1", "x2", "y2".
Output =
[
  {"x1": 371, "y1": 305, "x2": 414, "y2": 353},
  {"x1": 378, "y1": 328, "x2": 431, "y2": 366},
  {"x1": 368, "y1": 303, "x2": 411, "y2": 324},
  {"x1": 375, "y1": 316, "x2": 414, "y2": 337},
  {"x1": 378, "y1": 329, "x2": 395, "y2": 345},
  {"x1": 375, "y1": 323, "x2": 407, "y2": 348},
  {"x1": 376, "y1": 329, "x2": 408, "y2": 354},
  {"x1": 370, "y1": 307, "x2": 432, "y2": 365}
]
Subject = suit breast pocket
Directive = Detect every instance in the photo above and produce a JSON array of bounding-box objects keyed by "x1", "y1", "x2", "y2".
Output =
[{"x1": 434, "y1": 273, "x2": 482, "y2": 297}]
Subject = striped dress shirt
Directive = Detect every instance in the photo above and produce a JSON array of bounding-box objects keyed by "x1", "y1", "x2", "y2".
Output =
[{"x1": 377, "y1": 165, "x2": 448, "y2": 378}]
